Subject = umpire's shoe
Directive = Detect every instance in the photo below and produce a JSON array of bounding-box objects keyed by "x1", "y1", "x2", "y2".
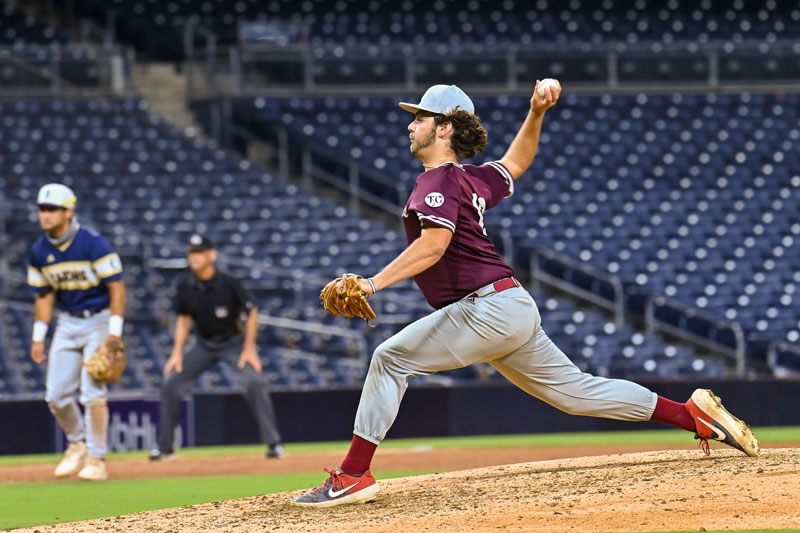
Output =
[
  {"x1": 266, "y1": 444, "x2": 284, "y2": 459},
  {"x1": 149, "y1": 449, "x2": 176, "y2": 461},
  {"x1": 54, "y1": 441, "x2": 88, "y2": 478},
  {"x1": 686, "y1": 388, "x2": 760, "y2": 457},
  {"x1": 292, "y1": 467, "x2": 379, "y2": 507}
]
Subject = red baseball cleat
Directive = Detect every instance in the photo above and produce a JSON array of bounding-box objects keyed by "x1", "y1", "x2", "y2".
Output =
[
  {"x1": 292, "y1": 467, "x2": 380, "y2": 507},
  {"x1": 686, "y1": 388, "x2": 760, "y2": 457}
]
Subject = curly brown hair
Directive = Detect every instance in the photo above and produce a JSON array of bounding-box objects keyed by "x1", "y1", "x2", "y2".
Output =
[{"x1": 434, "y1": 109, "x2": 488, "y2": 161}]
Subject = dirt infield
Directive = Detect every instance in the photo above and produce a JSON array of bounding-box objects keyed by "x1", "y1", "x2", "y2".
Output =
[
  {"x1": 10, "y1": 447, "x2": 800, "y2": 532},
  {"x1": 0, "y1": 443, "x2": 725, "y2": 484}
]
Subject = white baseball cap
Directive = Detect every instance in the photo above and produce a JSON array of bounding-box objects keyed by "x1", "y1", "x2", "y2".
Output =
[
  {"x1": 399, "y1": 84, "x2": 475, "y2": 115},
  {"x1": 37, "y1": 183, "x2": 77, "y2": 208}
]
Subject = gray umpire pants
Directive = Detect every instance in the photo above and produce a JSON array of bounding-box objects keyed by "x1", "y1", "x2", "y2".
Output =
[
  {"x1": 354, "y1": 283, "x2": 658, "y2": 445},
  {"x1": 157, "y1": 333, "x2": 281, "y2": 452}
]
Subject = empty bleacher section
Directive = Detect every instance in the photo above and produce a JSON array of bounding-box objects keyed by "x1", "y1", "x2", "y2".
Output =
[
  {"x1": 71, "y1": 0, "x2": 800, "y2": 60},
  {"x1": 0, "y1": 4, "x2": 131, "y2": 92},
  {"x1": 0, "y1": 90, "x2": 728, "y2": 395},
  {"x1": 63, "y1": 0, "x2": 800, "y2": 96},
  {"x1": 2, "y1": 0, "x2": 800, "y2": 403},
  {"x1": 0, "y1": 96, "x2": 424, "y2": 394},
  {"x1": 194, "y1": 89, "x2": 800, "y2": 376}
]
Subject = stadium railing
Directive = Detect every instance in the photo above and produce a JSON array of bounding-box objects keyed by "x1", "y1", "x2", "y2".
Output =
[
  {"x1": 645, "y1": 296, "x2": 746, "y2": 377},
  {"x1": 257, "y1": 313, "x2": 368, "y2": 366},
  {"x1": 528, "y1": 246, "x2": 625, "y2": 327},
  {"x1": 185, "y1": 39, "x2": 800, "y2": 96},
  {"x1": 526, "y1": 246, "x2": 747, "y2": 377},
  {"x1": 767, "y1": 343, "x2": 800, "y2": 377},
  {"x1": 0, "y1": 44, "x2": 134, "y2": 94},
  {"x1": 192, "y1": 107, "x2": 409, "y2": 218}
]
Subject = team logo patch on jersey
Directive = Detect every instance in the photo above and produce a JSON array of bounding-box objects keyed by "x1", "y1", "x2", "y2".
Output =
[
  {"x1": 215, "y1": 306, "x2": 229, "y2": 319},
  {"x1": 46, "y1": 254, "x2": 55, "y2": 263},
  {"x1": 425, "y1": 192, "x2": 445, "y2": 208}
]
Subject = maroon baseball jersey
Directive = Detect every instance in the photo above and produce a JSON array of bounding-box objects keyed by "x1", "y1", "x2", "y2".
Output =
[{"x1": 402, "y1": 161, "x2": 515, "y2": 309}]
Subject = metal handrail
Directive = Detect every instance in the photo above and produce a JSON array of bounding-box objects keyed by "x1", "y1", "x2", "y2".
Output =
[
  {"x1": 300, "y1": 143, "x2": 406, "y2": 216},
  {"x1": 528, "y1": 245, "x2": 747, "y2": 375},
  {"x1": 0, "y1": 44, "x2": 134, "y2": 95},
  {"x1": 0, "y1": 48, "x2": 75, "y2": 90},
  {"x1": 529, "y1": 246, "x2": 625, "y2": 326},
  {"x1": 766, "y1": 341, "x2": 800, "y2": 374},
  {"x1": 194, "y1": 37, "x2": 800, "y2": 95},
  {"x1": 257, "y1": 313, "x2": 368, "y2": 364},
  {"x1": 209, "y1": 113, "x2": 407, "y2": 218},
  {"x1": 207, "y1": 103, "x2": 408, "y2": 217},
  {"x1": 78, "y1": 17, "x2": 115, "y2": 48},
  {"x1": 234, "y1": 39, "x2": 800, "y2": 55},
  {"x1": 645, "y1": 295, "x2": 746, "y2": 377},
  {"x1": 183, "y1": 21, "x2": 218, "y2": 62}
]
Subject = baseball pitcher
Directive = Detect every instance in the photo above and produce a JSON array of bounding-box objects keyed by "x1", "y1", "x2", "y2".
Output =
[
  {"x1": 295, "y1": 82, "x2": 759, "y2": 507},
  {"x1": 28, "y1": 183, "x2": 126, "y2": 481}
]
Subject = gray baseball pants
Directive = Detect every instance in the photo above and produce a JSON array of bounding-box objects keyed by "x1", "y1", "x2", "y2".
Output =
[
  {"x1": 45, "y1": 310, "x2": 109, "y2": 457},
  {"x1": 157, "y1": 333, "x2": 281, "y2": 452},
  {"x1": 354, "y1": 283, "x2": 657, "y2": 444}
]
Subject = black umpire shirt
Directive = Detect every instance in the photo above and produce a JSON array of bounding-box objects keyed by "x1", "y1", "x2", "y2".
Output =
[{"x1": 174, "y1": 269, "x2": 255, "y2": 342}]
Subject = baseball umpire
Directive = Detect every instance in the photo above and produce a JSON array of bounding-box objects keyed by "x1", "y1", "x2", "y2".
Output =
[
  {"x1": 149, "y1": 234, "x2": 284, "y2": 460},
  {"x1": 294, "y1": 82, "x2": 759, "y2": 507},
  {"x1": 28, "y1": 183, "x2": 126, "y2": 481}
]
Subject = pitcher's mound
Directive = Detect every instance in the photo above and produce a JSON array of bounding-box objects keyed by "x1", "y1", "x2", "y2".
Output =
[{"x1": 21, "y1": 448, "x2": 800, "y2": 532}]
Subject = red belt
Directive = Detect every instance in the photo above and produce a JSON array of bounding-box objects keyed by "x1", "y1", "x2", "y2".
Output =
[{"x1": 469, "y1": 277, "x2": 520, "y2": 298}]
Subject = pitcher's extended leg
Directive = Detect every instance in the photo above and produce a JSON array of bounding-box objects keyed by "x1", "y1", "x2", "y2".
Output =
[{"x1": 491, "y1": 327, "x2": 657, "y2": 421}]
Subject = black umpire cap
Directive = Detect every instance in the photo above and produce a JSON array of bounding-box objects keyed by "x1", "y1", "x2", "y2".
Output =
[{"x1": 187, "y1": 233, "x2": 214, "y2": 253}]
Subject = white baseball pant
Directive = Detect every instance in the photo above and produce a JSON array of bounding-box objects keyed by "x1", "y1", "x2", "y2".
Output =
[
  {"x1": 45, "y1": 309, "x2": 110, "y2": 457},
  {"x1": 354, "y1": 283, "x2": 657, "y2": 444}
]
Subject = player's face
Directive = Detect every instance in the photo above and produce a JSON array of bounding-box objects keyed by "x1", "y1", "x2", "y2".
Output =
[
  {"x1": 37, "y1": 205, "x2": 71, "y2": 234},
  {"x1": 408, "y1": 113, "x2": 437, "y2": 156}
]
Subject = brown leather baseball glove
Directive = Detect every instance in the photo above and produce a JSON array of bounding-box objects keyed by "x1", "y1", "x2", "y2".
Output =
[
  {"x1": 320, "y1": 273, "x2": 376, "y2": 326},
  {"x1": 84, "y1": 337, "x2": 127, "y2": 383}
]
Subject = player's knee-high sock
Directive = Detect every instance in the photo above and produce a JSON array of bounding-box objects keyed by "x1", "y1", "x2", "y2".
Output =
[
  {"x1": 48, "y1": 400, "x2": 85, "y2": 443},
  {"x1": 340, "y1": 435, "x2": 378, "y2": 474},
  {"x1": 86, "y1": 400, "x2": 109, "y2": 457},
  {"x1": 649, "y1": 396, "x2": 697, "y2": 432}
]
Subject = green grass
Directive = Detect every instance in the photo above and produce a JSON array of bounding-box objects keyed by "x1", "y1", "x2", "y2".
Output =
[
  {"x1": 0, "y1": 469, "x2": 433, "y2": 531},
  {"x1": 1, "y1": 426, "x2": 797, "y2": 467}
]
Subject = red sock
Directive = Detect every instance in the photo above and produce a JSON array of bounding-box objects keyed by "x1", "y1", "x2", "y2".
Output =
[
  {"x1": 339, "y1": 435, "x2": 378, "y2": 475},
  {"x1": 650, "y1": 396, "x2": 697, "y2": 432}
]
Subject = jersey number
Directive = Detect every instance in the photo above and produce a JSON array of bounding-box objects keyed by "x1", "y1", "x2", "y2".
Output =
[{"x1": 472, "y1": 194, "x2": 487, "y2": 236}]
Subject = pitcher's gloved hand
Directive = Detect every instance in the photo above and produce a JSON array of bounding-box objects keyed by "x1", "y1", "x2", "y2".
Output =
[{"x1": 320, "y1": 273, "x2": 376, "y2": 326}]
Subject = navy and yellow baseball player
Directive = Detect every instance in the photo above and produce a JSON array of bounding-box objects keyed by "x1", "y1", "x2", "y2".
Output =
[
  {"x1": 28, "y1": 183, "x2": 126, "y2": 481},
  {"x1": 292, "y1": 82, "x2": 759, "y2": 507}
]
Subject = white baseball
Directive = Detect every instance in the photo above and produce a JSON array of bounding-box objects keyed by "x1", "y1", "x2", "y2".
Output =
[{"x1": 537, "y1": 78, "x2": 558, "y2": 97}]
